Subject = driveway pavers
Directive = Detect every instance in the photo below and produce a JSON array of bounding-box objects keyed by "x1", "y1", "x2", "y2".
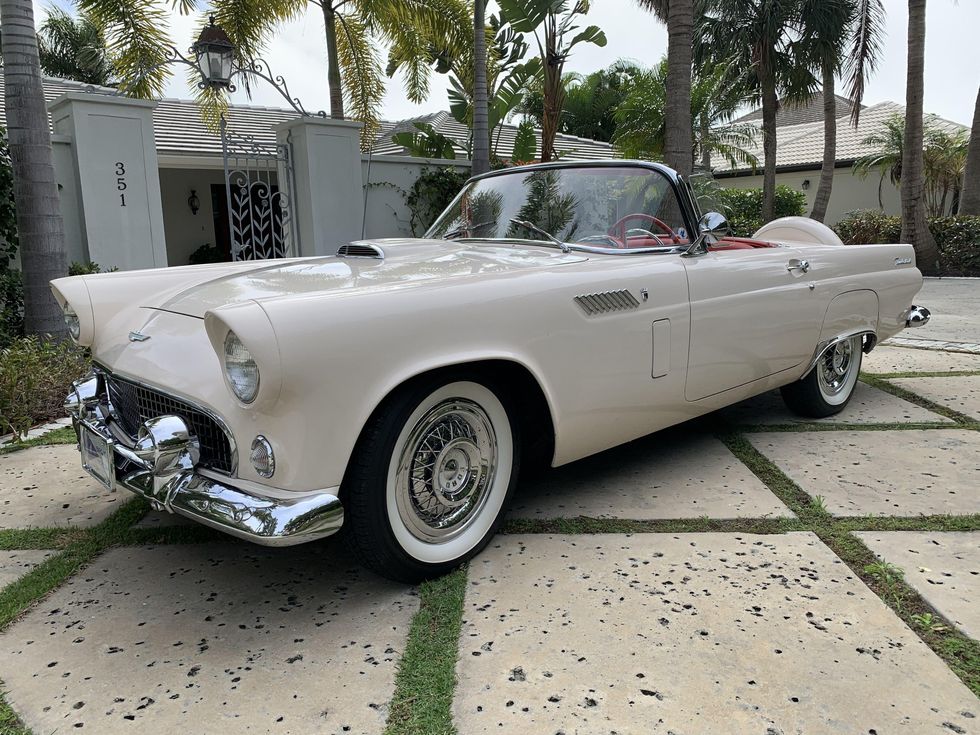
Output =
[
  {"x1": 856, "y1": 531, "x2": 980, "y2": 640},
  {"x1": 916, "y1": 278, "x2": 980, "y2": 344},
  {"x1": 0, "y1": 550, "x2": 56, "y2": 587},
  {"x1": 862, "y1": 345, "x2": 980, "y2": 374},
  {"x1": 510, "y1": 433, "x2": 793, "y2": 520},
  {"x1": 454, "y1": 532, "x2": 978, "y2": 735},
  {"x1": 721, "y1": 382, "x2": 950, "y2": 425},
  {"x1": 0, "y1": 444, "x2": 119, "y2": 529},
  {"x1": 892, "y1": 375, "x2": 980, "y2": 421},
  {"x1": 0, "y1": 542, "x2": 417, "y2": 735},
  {"x1": 748, "y1": 429, "x2": 980, "y2": 516}
]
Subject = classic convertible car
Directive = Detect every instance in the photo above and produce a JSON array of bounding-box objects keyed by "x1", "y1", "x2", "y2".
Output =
[{"x1": 54, "y1": 161, "x2": 929, "y2": 582}]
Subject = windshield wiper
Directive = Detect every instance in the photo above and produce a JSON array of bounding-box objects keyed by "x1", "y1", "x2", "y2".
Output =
[
  {"x1": 508, "y1": 218, "x2": 571, "y2": 253},
  {"x1": 442, "y1": 220, "x2": 495, "y2": 240}
]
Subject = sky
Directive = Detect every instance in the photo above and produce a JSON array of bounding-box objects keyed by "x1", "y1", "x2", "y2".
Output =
[{"x1": 37, "y1": 0, "x2": 980, "y2": 126}]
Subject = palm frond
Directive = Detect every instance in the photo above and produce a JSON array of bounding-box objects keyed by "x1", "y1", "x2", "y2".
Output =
[
  {"x1": 335, "y1": 11, "x2": 385, "y2": 148},
  {"x1": 845, "y1": 0, "x2": 885, "y2": 124}
]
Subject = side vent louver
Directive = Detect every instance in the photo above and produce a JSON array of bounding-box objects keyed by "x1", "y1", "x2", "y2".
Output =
[
  {"x1": 337, "y1": 242, "x2": 385, "y2": 259},
  {"x1": 574, "y1": 290, "x2": 640, "y2": 316}
]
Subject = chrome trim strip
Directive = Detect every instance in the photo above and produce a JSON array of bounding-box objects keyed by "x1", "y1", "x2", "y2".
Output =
[
  {"x1": 802, "y1": 330, "x2": 876, "y2": 377},
  {"x1": 574, "y1": 289, "x2": 641, "y2": 316},
  {"x1": 75, "y1": 409, "x2": 343, "y2": 547},
  {"x1": 92, "y1": 362, "x2": 239, "y2": 475}
]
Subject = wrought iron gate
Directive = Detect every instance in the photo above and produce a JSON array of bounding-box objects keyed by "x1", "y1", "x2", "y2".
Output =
[{"x1": 221, "y1": 117, "x2": 297, "y2": 260}]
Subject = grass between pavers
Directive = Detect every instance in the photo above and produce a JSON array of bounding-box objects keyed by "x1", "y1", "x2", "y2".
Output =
[
  {"x1": 865, "y1": 370, "x2": 980, "y2": 379},
  {"x1": 0, "y1": 427, "x2": 76, "y2": 455},
  {"x1": 737, "y1": 420, "x2": 974, "y2": 433},
  {"x1": 860, "y1": 374, "x2": 978, "y2": 425},
  {"x1": 0, "y1": 527, "x2": 84, "y2": 551},
  {"x1": 0, "y1": 694, "x2": 29, "y2": 735},
  {"x1": 385, "y1": 567, "x2": 467, "y2": 735}
]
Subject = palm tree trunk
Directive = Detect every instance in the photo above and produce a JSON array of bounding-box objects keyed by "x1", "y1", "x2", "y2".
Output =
[
  {"x1": 758, "y1": 61, "x2": 778, "y2": 223},
  {"x1": 541, "y1": 15, "x2": 561, "y2": 163},
  {"x1": 471, "y1": 0, "x2": 490, "y2": 175},
  {"x1": 664, "y1": 0, "x2": 693, "y2": 177},
  {"x1": 1, "y1": 0, "x2": 68, "y2": 336},
  {"x1": 959, "y1": 85, "x2": 980, "y2": 215},
  {"x1": 321, "y1": 1, "x2": 345, "y2": 119},
  {"x1": 699, "y1": 110, "x2": 710, "y2": 171},
  {"x1": 900, "y1": 0, "x2": 940, "y2": 274},
  {"x1": 810, "y1": 64, "x2": 836, "y2": 223}
]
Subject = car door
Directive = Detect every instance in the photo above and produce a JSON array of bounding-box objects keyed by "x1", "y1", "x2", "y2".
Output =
[{"x1": 682, "y1": 246, "x2": 823, "y2": 401}]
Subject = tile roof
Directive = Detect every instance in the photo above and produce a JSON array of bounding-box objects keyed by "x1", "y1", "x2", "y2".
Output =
[
  {"x1": 0, "y1": 72, "x2": 613, "y2": 162},
  {"x1": 714, "y1": 100, "x2": 968, "y2": 175},
  {"x1": 733, "y1": 92, "x2": 862, "y2": 128}
]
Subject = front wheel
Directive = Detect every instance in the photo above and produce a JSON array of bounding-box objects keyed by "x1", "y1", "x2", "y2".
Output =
[
  {"x1": 780, "y1": 336, "x2": 863, "y2": 418},
  {"x1": 342, "y1": 378, "x2": 519, "y2": 583}
]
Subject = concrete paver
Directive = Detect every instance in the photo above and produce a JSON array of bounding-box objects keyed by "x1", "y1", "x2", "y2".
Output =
[
  {"x1": 0, "y1": 444, "x2": 118, "y2": 529},
  {"x1": 510, "y1": 433, "x2": 793, "y2": 520},
  {"x1": 892, "y1": 375, "x2": 980, "y2": 421},
  {"x1": 862, "y1": 346, "x2": 980, "y2": 374},
  {"x1": 747, "y1": 429, "x2": 980, "y2": 517},
  {"x1": 0, "y1": 542, "x2": 417, "y2": 734},
  {"x1": 0, "y1": 549, "x2": 57, "y2": 588},
  {"x1": 454, "y1": 532, "x2": 978, "y2": 734},
  {"x1": 856, "y1": 531, "x2": 980, "y2": 640},
  {"x1": 721, "y1": 382, "x2": 949, "y2": 426}
]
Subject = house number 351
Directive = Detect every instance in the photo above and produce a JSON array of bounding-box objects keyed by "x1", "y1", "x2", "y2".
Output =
[{"x1": 115, "y1": 162, "x2": 127, "y2": 207}]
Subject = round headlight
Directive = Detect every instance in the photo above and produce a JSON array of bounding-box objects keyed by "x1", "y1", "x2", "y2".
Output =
[
  {"x1": 223, "y1": 331, "x2": 260, "y2": 403},
  {"x1": 63, "y1": 304, "x2": 80, "y2": 341}
]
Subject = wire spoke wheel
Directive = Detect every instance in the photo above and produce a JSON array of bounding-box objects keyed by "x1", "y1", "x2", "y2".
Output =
[{"x1": 817, "y1": 339, "x2": 856, "y2": 397}]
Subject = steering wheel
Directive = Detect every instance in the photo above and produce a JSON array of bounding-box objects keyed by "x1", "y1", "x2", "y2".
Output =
[
  {"x1": 578, "y1": 233, "x2": 626, "y2": 248},
  {"x1": 610, "y1": 213, "x2": 680, "y2": 244}
]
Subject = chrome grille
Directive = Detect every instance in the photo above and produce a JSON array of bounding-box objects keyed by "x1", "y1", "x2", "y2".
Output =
[
  {"x1": 574, "y1": 289, "x2": 640, "y2": 316},
  {"x1": 104, "y1": 374, "x2": 235, "y2": 474}
]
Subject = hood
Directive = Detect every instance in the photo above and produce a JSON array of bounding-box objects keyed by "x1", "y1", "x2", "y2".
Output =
[{"x1": 151, "y1": 239, "x2": 588, "y2": 318}]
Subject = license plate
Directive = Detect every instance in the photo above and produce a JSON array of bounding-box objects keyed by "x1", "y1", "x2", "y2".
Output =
[{"x1": 80, "y1": 425, "x2": 114, "y2": 491}]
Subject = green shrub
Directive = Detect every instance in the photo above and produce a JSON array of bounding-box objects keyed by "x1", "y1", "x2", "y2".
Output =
[
  {"x1": 0, "y1": 336, "x2": 89, "y2": 438},
  {"x1": 834, "y1": 210, "x2": 980, "y2": 276},
  {"x1": 188, "y1": 243, "x2": 227, "y2": 265},
  {"x1": 406, "y1": 167, "x2": 469, "y2": 235},
  {"x1": 714, "y1": 185, "x2": 808, "y2": 236}
]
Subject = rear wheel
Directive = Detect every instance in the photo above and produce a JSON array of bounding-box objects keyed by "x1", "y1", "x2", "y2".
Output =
[
  {"x1": 780, "y1": 336, "x2": 863, "y2": 418},
  {"x1": 342, "y1": 377, "x2": 519, "y2": 583}
]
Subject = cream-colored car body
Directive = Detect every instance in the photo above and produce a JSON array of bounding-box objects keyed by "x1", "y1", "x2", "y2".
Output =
[{"x1": 51, "y1": 161, "x2": 925, "y2": 548}]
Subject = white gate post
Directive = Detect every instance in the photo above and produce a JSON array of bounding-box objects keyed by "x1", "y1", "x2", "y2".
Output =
[
  {"x1": 48, "y1": 92, "x2": 167, "y2": 270},
  {"x1": 275, "y1": 117, "x2": 364, "y2": 256}
]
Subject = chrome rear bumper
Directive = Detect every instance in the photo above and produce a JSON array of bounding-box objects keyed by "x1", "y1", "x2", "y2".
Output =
[
  {"x1": 906, "y1": 304, "x2": 931, "y2": 328},
  {"x1": 66, "y1": 378, "x2": 343, "y2": 547}
]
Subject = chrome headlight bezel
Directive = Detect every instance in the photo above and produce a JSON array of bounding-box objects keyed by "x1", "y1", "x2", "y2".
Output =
[
  {"x1": 223, "y1": 330, "x2": 260, "y2": 404},
  {"x1": 63, "y1": 303, "x2": 80, "y2": 341}
]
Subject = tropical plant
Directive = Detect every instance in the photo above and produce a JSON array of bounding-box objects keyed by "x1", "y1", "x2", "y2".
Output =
[
  {"x1": 798, "y1": 0, "x2": 886, "y2": 222},
  {"x1": 900, "y1": 0, "x2": 939, "y2": 273},
  {"x1": 854, "y1": 113, "x2": 969, "y2": 217},
  {"x1": 613, "y1": 59, "x2": 758, "y2": 170},
  {"x1": 82, "y1": 0, "x2": 468, "y2": 143},
  {"x1": 517, "y1": 61, "x2": 639, "y2": 142},
  {"x1": 37, "y1": 6, "x2": 115, "y2": 86},
  {"x1": 637, "y1": 0, "x2": 694, "y2": 177},
  {"x1": 498, "y1": 0, "x2": 606, "y2": 162},
  {"x1": 392, "y1": 122, "x2": 458, "y2": 159},
  {"x1": 511, "y1": 118, "x2": 536, "y2": 161},
  {"x1": 0, "y1": 0, "x2": 68, "y2": 337},
  {"x1": 958, "y1": 86, "x2": 980, "y2": 215},
  {"x1": 698, "y1": 0, "x2": 816, "y2": 221}
]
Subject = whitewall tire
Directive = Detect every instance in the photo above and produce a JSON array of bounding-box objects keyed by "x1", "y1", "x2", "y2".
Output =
[{"x1": 780, "y1": 336, "x2": 863, "y2": 418}]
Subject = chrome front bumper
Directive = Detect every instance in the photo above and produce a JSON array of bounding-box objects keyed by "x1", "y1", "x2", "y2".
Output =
[{"x1": 66, "y1": 377, "x2": 344, "y2": 547}]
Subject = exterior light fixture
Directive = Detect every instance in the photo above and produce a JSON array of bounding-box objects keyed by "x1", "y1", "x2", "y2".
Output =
[
  {"x1": 802, "y1": 179, "x2": 811, "y2": 191},
  {"x1": 188, "y1": 189, "x2": 200, "y2": 216},
  {"x1": 192, "y1": 16, "x2": 235, "y2": 90}
]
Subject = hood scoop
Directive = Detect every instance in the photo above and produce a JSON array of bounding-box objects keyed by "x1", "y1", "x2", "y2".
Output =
[{"x1": 337, "y1": 242, "x2": 385, "y2": 259}]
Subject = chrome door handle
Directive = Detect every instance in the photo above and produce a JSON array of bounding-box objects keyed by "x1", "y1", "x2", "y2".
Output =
[{"x1": 787, "y1": 259, "x2": 810, "y2": 273}]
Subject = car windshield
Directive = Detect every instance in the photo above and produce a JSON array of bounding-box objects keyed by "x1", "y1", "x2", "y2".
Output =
[{"x1": 426, "y1": 166, "x2": 691, "y2": 250}]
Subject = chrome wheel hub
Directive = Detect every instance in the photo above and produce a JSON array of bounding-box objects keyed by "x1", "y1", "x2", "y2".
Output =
[
  {"x1": 818, "y1": 339, "x2": 855, "y2": 396},
  {"x1": 395, "y1": 399, "x2": 497, "y2": 542}
]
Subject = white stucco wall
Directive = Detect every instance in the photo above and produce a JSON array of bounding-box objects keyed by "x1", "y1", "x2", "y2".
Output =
[
  {"x1": 51, "y1": 135, "x2": 87, "y2": 266},
  {"x1": 361, "y1": 155, "x2": 472, "y2": 238},
  {"x1": 716, "y1": 166, "x2": 901, "y2": 224}
]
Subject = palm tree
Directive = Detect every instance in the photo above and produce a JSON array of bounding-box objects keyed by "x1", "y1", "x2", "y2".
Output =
[
  {"x1": 637, "y1": 0, "x2": 694, "y2": 177},
  {"x1": 498, "y1": 0, "x2": 606, "y2": 162},
  {"x1": 901, "y1": 0, "x2": 939, "y2": 273},
  {"x1": 853, "y1": 112, "x2": 904, "y2": 209},
  {"x1": 800, "y1": 0, "x2": 885, "y2": 222},
  {"x1": 613, "y1": 59, "x2": 757, "y2": 169},
  {"x1": 471, "y1": 0, "x2": 490, "y2": 174},
  {"x1": 38, "y1": 7, "x2": 116, "y2": 86},
  {"x1": 0, "y1": 0, "x2": 68, "y2": 336},
  {"x1": 82, "y1": 0, "x2": 467, "y2": 142},
  {"x1": 698, "y1": 0, "x2": 815, "y2": 221},
  {"x1": 960, "y1": 86, "x2": 980, "y2": 215}
]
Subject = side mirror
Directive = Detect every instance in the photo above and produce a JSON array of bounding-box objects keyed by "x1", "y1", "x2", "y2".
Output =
[{"x1": 683, "y1": 212, "x2": 730, "y2": 257}]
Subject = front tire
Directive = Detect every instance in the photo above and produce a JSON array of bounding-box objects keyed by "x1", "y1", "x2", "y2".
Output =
[
  {"x1": 342, "y1": 377, "x2": 519, "y2": 583},
  {"x1": 780, "y1": 336, "x2": 863, "y2": 418}
]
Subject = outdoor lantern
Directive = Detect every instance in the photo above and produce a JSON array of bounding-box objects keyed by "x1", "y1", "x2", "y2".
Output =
[
  {"x1": 193, "y1": 16, "x2": 235, "y2": 89},
  {"x1": 187, "y1": 190, "x2": 200, "y2": 215},
  {"x1": 802, "y1": 179, "x2": 811, "y2": 190}
]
